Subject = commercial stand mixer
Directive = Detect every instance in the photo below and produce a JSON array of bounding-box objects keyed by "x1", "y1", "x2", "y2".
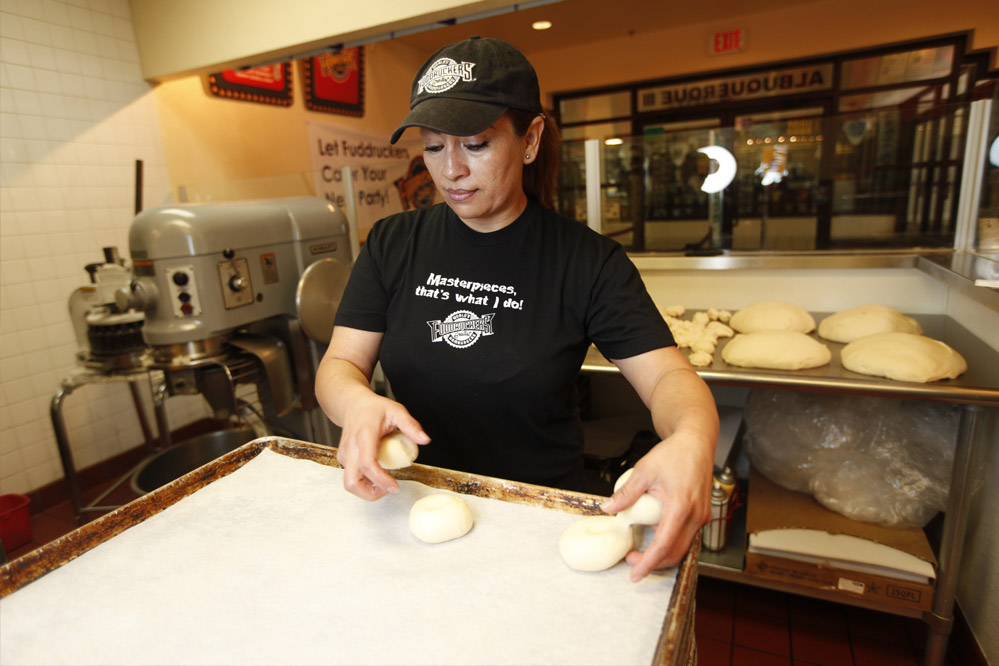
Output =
[
  {"x1": 53, "y1": 197, "x2": 352, "y2": 518},
  {"x1": 119, "y1": 196, "x2": 352, "y2": 448}
]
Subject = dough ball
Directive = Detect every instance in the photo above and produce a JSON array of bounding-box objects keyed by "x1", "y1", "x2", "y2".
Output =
[
  {"x1": 730, "y1": 301, "x2": 816, "y2": 334},
  {"x1": 688, "y1": 350, "x2": 713, "y2": 367},
  {"x1": 377, "y1": 431, "x2": 419, "y2": 469},
  {"x1": 691, "y1": 311, "x2": 710, "y2": 327},
  {"x1": 722, "y1": 330, "x2": 831, "y2": 370},
  {"x1": 409, "y1": 494, "x2": 474, "y2": 543},
  {"x1": 817, "y1": 305, "x2": 922, "y2": 343},
  {"x1": 611, "y1": 469, "x2": 663, "y2": 526},
  {"x1": 559, "y1": 516, "x2": 633, "y2": 571},
  {"x1": 706, "y1": 321, "x2": 734, "y2": 339},
  {"x1": 841, "y1": 332, "x2": 967, "y2": 383},
  {"x1": 664, "y1": 304, "x2": 686, "y2": 318},
  {"x1": 690, "y1": 338, "x2": 716, "y2": 355}
]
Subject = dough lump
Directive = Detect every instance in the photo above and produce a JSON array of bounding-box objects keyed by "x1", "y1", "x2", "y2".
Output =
[
  {"x1": 817, "y1": 305, "x2": 922, "y2": 343},
  {"x1": 377, "y1": 431, "x2": 419, "y2": 469},
  {"x1": 841, "y1": 332, "x2": 967, "y2": 383},
  {"x1": 688, "y1": 350, "x2": 713, "y2": 368},
  {"x1": 409, "y1": 494, "x2": 474, "y2": 543},
  {"x1": 559, "y1": 516, "x2": 633, "y2": 571},
  {"x1": 722, "y1": 330, "x2": 831, "y2": 370},
  {"x1": 729, "y1": 301, "x2": 816, "y2": 334},
  {"x1": 612, "y1": 469, "x2": 662, "y2": 525}
]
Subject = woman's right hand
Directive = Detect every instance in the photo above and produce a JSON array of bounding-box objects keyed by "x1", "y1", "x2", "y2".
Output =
[
  {"x1": 335, "y1": 392, "x2": 430, "y2": 501},
  {"x1": 315, "y1": 325, "x2": 430, "y2": 502}
]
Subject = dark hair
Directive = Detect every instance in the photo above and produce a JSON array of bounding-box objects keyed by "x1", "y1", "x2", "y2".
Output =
[{"x1": 508, "y1": 108, "x2": 561, "y2": 210}]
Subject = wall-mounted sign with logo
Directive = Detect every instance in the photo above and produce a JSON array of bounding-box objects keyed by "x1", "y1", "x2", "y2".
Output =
[
  {"x1": 207, "y1": 63, "x2": 293, "y2": 106},
  {"x1": 301, "y1": 47, "x2": 364, "y2": 117},
  {"x1": 637, "y1": 64, "x2": 834, "y2": 112}
]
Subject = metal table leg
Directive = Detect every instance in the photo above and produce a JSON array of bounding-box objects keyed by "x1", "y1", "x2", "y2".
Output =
[
  {"x1": 51, "y1": 381, "x2": 86, "y2": 525},
  {"x1": 49, "y1": 370, "x2": 167, "y2": 525},
  {"x1": 922, "y1": 403, "x2": 985, "y2": 666}
]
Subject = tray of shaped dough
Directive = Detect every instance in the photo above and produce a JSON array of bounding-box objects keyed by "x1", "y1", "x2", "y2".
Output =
[
  {"x1": 0, "y1": 437, "x2": 697, "y2": 666},
  {"x1": 584, "y1": 307, "x2": 999, "y2": 405}
]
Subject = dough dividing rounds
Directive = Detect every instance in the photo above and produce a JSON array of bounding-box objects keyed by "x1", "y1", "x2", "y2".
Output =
[
  {"x1": 612, "y1": 469, "x2": 663, "y2": 525},
  {"x1": 817, "y1": 304, "x2": 922, "y2": 343},
  {"x1": 559, "y1": 516, "x2": 634, "y2": 572},
  {"x1": 730, "y1": 301, "x2": 816, "y2": 334},
  {"x1": 377, "y1": 431, "x2": 419, "y2": 470},
  {"x1": 722, "y1": 330, "x2": 831, "y2": 370},
  {"x1": 841, "y1": 332, "x2": 967, "y2": 383},
  {"x1": 409, "y1": 493, "x2": 474, "y2": 543}
]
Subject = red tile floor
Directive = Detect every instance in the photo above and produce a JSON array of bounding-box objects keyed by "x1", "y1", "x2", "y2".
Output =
[
  {"x1": 694, "y1": 575, "x2": 962, "y2": 666},
  {"x1": 1, "y1": 480, "x2": 976, "y2": 666}
]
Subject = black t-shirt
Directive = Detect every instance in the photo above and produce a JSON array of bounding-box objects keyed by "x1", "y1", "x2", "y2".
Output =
[{"x1": 334, "y1": 201, "x2": 675, "y2": 487}]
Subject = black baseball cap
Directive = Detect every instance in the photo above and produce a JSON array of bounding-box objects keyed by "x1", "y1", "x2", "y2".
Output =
[{"x1": 389, "y1": 36, "x2": 543, "y2": 144}]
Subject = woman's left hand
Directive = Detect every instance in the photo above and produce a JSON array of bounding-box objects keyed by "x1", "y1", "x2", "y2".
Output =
[
  {"x1": 600, "y1": 431, "x2": 714, "y2": 581},
  {"x1": 607, "y1": 346, "x2": 719, "y2": 582}
]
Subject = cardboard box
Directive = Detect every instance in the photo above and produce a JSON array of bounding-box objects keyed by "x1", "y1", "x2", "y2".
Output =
[{"x1": 744, "y1": 468, "x2": 937, "y2": 612}]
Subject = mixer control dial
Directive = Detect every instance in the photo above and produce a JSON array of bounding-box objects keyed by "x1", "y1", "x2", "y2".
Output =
[{"x1": 218, "y1": 258, "x2": 253, "y2": 309}]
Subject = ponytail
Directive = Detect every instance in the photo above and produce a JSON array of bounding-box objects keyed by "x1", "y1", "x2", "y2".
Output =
[{"x1": 509, "y1": 109, "x2": 561, "y2": 211}]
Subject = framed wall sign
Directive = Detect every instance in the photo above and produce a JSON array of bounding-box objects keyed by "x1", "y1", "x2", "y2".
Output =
[
  {"x1": 207, "y1": 63, "x2": 293, "y2": 106},
  {"x1": 301, "y1": 47, "x2": 364, "y2": 116}
]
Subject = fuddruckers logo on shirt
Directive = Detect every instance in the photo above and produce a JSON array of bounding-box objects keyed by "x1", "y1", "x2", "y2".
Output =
[
  {"x1": 417, "y1": 58, "x2": 476, "y2": 94},
  {"x1": 417, "y1": 272, "x2": 523, "y2": 349},
  {"x1": 427, "y1": 311, "x2": 495, "y2": 349}
]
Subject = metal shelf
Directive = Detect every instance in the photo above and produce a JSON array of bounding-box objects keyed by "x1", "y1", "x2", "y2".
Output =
[
  {"x1": 582, "y1": 311, "x2": 997, "y2": 666},
  {"x1": 696, "y1": 486, "x2": 926, "y2": 621}
]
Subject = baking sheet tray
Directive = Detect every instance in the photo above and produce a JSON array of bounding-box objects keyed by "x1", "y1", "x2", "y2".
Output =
[
  {"x1": 0, "y1": 438, "x2": 696, "y2": 666},
  {"x1": 584, "y1": 313, "x2": 999, "y2": 405}
]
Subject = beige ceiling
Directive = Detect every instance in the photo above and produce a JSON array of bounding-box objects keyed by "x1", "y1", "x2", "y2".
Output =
[{"x1": 392, "y1": 0, "x2": 826, "y2": 57}]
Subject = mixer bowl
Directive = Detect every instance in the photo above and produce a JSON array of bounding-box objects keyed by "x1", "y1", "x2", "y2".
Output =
[{"x1": 132, "y1": 427, "x2": 257, "y2": 494}]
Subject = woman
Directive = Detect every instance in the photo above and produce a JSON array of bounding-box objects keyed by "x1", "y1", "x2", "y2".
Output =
[{"x1": 316, "y1": 36, "x2": 718, "y2": 582}]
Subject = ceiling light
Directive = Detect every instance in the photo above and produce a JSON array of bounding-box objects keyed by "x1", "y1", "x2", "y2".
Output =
[
  {"x1": 604, "y1": 138, "x2": 623, "y2": 145},
  {"x1": 532, "y1": 20, "x2": 552, "y2": 30}
]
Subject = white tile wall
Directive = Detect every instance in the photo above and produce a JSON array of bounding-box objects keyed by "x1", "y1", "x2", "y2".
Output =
[{"x1": 0, "y1": 0, "x2": 209, "y2": 497}]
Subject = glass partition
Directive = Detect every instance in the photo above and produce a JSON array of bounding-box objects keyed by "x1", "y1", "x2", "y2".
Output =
[
  {"x1": 977, "y1": 94, "x2": 999, "y2": 251},
  {"x1": 559, "y1": 101, "x2": 979, "y2": 252}
]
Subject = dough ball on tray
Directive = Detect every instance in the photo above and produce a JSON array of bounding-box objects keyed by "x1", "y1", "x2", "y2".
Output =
[
  {"x1": 409, "y1": 493, "x2": 474, "y2": 543},
  {"x1": 730, "y1": 301, "x2": 816, "y2": 334},
  {"x1": 688, "y1": 350, "x2": 713, "y2": 367},
  {"x1": 841, "y1": 332, "x2": 966, "y2": 383},
  {"x1": 817, "y1": 304, "x2": 922, "y2": 343},
  {"x1": 722, "y1": 330, "x2": 831, "y2": 370},
  {"x1": 559, "y1": 516, "x2": 634, "y2": 572}
]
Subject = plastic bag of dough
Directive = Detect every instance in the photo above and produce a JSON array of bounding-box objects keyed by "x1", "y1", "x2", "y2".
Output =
[{"x1": 741, "y1": 388, "x2": 961, "y2": 528}]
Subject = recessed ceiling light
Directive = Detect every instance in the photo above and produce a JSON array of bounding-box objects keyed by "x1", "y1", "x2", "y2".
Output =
[
  {"x1": 532, "y1": 20, "x2": 552, "y2": 30},
  {"x1": 604, "y1": 138, "x2": 623, "y2": 146}
]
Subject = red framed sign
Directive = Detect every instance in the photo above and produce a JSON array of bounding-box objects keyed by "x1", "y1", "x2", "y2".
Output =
[
  {"x1": 207, "y1": 63, "x2": 293, "y2": 106},
  {"x1": 301, "y1": 47, "x2": 364, "y2": 116}
]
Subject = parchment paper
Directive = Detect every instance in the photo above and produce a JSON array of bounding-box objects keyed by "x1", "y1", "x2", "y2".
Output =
[{"x1": 0, "y1": 449, "x2": 677, "y2": 666}]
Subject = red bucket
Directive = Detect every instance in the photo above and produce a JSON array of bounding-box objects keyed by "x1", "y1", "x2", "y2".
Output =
[{"x1": 0, "y1": 494, "x2": 32, "y2": 551}]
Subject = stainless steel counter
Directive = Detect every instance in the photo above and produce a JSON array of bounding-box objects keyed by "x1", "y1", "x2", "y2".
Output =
[{"x1": 629, "y1": 250, "x2": 999, "y2": 312}]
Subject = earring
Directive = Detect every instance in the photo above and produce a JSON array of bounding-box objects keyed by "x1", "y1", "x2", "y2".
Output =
[{"x1": 525, "y1": 154, "x2": 531, "y2": 160}]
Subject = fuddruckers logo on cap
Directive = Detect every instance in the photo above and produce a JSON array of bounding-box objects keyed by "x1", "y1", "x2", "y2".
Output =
[{"x1": 417, "y1": 58, "x2": 476, "y2": 94}]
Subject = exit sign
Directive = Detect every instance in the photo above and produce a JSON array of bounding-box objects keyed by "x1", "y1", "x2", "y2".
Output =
[{"x1": 710, "y1": 29, "x2": 746, "y2": 55}]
